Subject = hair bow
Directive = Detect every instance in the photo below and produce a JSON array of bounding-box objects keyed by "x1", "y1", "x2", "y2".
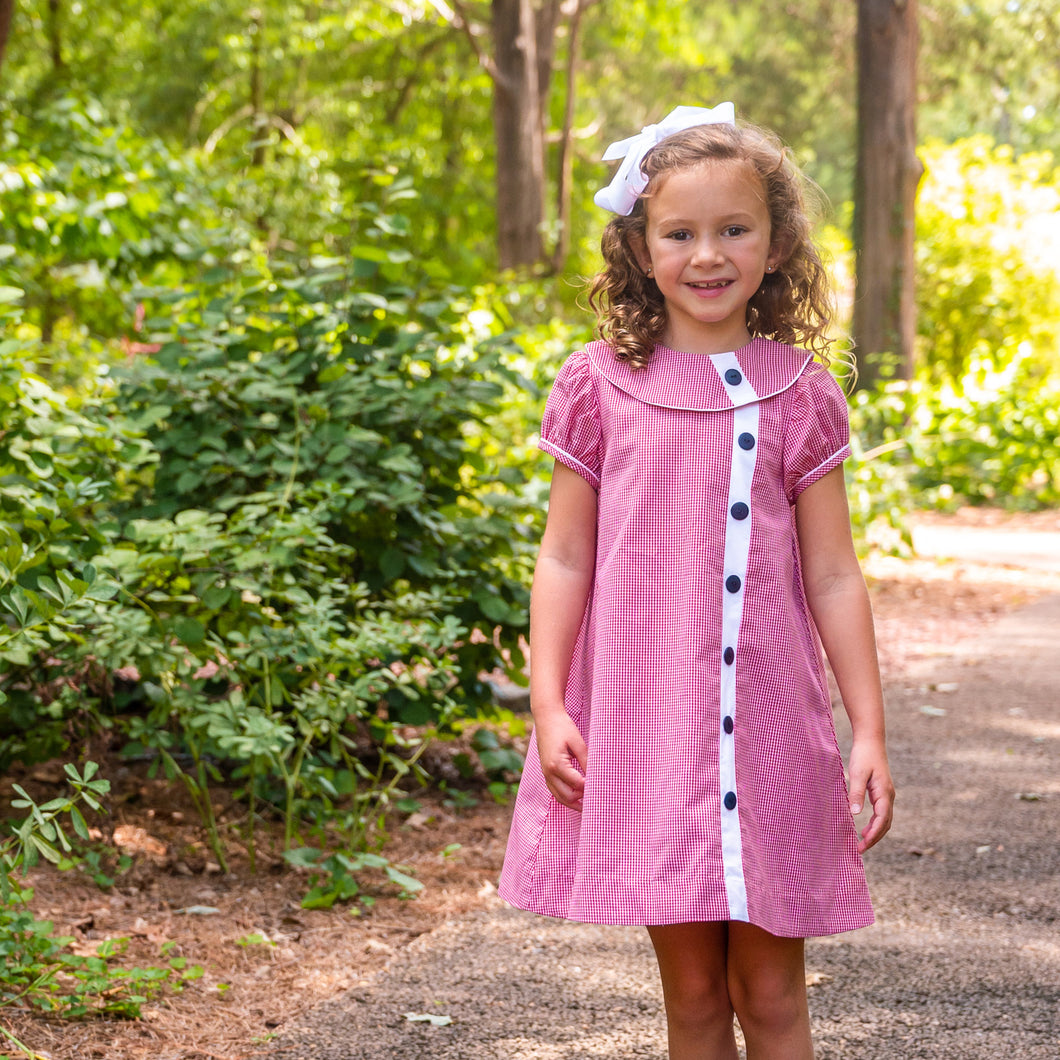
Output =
[{"x1": 593, "y1": 102, "x2": 737, "y2": 215}]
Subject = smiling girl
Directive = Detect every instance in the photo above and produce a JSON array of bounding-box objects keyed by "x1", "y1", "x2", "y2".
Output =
[{"x1": 499, "y1": 104, "x2": 895, "y2": 1059}]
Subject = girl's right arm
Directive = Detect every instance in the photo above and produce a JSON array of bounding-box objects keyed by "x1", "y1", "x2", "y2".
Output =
[{"x1": 529, "y1": 461, "x2": 598, "y2": 811}]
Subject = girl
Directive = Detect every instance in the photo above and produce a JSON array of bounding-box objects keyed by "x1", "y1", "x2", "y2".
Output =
[{"x1": 498, "y1": 103, "x2": 895, "y2": 1059}]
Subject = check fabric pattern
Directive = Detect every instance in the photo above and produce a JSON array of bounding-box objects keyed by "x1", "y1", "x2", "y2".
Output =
[{"x1": 498, "y1": 339, "x2": 874, "y2": 939}]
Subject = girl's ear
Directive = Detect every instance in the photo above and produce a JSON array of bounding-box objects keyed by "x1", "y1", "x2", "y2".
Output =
[
  {"x1": 767, "y1": 237, "x2": 790, "y2": 273},
  {"x1": 631, "y1": 236, "x2": 652, "y2": 275}
]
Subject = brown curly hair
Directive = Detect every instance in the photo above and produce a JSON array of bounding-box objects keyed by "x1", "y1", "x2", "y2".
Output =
[{"x1": 588, "y1": 120, "x2": 837, "y2": 371}]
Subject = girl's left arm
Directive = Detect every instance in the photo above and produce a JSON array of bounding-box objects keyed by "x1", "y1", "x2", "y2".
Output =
[{"x1": 795, "y1": 466, "x2": 895, "y2": 852}]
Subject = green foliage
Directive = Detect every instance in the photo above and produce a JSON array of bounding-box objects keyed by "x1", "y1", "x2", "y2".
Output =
[
  {"x1": 0, "y1": 302, "x2": 137, "y2": 762},
  {"x1": 115, "y1": 253, "x2": 535, "y2": 677},
  {"x1": 909, "y1": 375, "x2": 1060, "y2": 509},
  {"x1": 0, "y1": 95, "x2": 243, "y2": 362},
  {"x1": 916, "y1": 138, "x2": 1060, "y2": 383},
  {"x1": 282, "y1": 846, "x2": 422, "y2": 910},
  {"x1": 0, "y1": 191, "x2": 540, "y2": 863},
  {"x1": 0, "y1": 763, "x2": 186, "y2": 1022},
  {"x1": 920, "y1": 0, "x2": 1060, "y2": 155},
  {"x1": 848, "y1": 371, "x2": 1060, "y2": 540}
]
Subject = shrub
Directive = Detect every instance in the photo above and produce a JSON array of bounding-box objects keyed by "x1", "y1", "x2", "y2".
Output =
[
  {"x1": 847, "y1": 369, "x2": 1060, "y2": 532},
  {"x1": 916, "y1": 138, "x2": 1060, "y2": 385}
]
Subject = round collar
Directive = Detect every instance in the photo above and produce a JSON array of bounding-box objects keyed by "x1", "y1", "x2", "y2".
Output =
[{"x1": 585, "y1": 338, "x2": 814, "y2": 411}]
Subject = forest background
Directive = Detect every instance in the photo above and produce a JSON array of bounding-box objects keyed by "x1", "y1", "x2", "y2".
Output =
[{"x1": 1, "y1": 0, "x2": 1060, "y2": 1034}]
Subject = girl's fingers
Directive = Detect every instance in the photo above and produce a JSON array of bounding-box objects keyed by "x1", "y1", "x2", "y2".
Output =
[
  {"x1": 547, "y1": 768, "x2": 585, "y2": 810},
  {"x1": 848, "y1": 775, "x2": 867, "y2": 817},
  {"x1": 857, "y1": 784, "x2": 894, "y2": 852},
  {"x1": 544, "y1": 748, "x2": 586, "y2": 811},
  {"x1": 569, "y1": 733, "x2": 588, "y2": 774}
]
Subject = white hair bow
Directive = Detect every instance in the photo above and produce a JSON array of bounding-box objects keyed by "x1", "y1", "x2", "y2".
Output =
[{"x1": 593, "y1": 102, "x2": 737, "y2": 216}]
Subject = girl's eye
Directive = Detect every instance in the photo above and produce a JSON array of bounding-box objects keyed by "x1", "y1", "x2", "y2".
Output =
[
  {"x1": 724, "y1": 226, "x2": 746, "y2": 238},
  {"x1": 666, "y1": 229, "x2": 692, "y2": 241}
]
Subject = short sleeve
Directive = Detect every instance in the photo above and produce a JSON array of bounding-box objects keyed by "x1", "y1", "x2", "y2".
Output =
[
  {"x1": 539, "y1": 350, "x2": 602, "y2": 490},
  {"x1": 783, "y1": 363, "x2": 852, "y2": 502}
]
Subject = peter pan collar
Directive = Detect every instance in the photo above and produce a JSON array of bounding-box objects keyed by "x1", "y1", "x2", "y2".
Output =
[{"x1": 585, "y1": 338, "x2": 814, "y2": 411}]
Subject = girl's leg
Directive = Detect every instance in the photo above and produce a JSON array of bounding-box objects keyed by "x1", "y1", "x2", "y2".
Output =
[
  {"x1": 726, "y1": 922, "x2": 813, "y2": 1060},
  {"x1": 646, "y1": 922, "x2": 739, "y2": 1060}
]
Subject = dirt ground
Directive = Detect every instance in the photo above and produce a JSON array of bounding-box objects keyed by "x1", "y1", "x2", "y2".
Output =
[{"x1": 3, "y1": 507, "x2": 1059, "y2": 1060}]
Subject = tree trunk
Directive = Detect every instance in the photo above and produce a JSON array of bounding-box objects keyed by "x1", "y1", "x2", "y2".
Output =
[
  {"x1": 47, "y1": 0, "x2": 62, "y2": 71},
  {"x1": 249, "y1": 8, "x2": 268, "y2": 168},
  {"x1": 0, "y1": 0, "x2": 14, "y2": 83},
  {"x1": 550, "y1": 0, "x2": 584, "y2": 273},
  {"x1": 852, "y1": 0, "x2": 922, "y2": 387},
  {"x1": 491, "y1": 0, "x2": 545, "y2": 268}
]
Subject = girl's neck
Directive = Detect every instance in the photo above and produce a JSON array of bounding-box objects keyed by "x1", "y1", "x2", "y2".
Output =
[{"x1": 660, "y1": 324, "x2": 754, "y2": 358}]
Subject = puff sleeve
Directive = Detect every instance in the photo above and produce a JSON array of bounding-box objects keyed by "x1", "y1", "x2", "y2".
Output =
[
  {"x1": 538, "y1": 350, "x2": 603, "y2": 490},
  {"x1": 783, "y1": 362, "x2": 852, "y2": 502}
]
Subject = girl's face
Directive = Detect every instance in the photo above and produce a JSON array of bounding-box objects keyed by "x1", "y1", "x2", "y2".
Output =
[{"x1": 635, "y1": 160, "x2": 779, "y2": 356}]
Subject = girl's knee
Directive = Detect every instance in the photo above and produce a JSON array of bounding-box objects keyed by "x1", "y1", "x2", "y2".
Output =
[
  {"x1": 726, "y1": 926, "x2": 809, "y2": 1035},
  {"x1": 728, "y1": 967, "x2": 807, "y2": 1035},
  {"x1": 663, "y1": 969, "x2": 734, "y2": 1036}
]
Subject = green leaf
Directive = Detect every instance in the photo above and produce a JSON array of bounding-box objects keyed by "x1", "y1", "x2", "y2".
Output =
[
  {"x1": 29, "y1": 833, "x2": 61, "y2": 864},
  {"x1": 282, "y1": 847, "x2": 322, "y2": 869},
  {"x1": 69, "y1": 806, "x2": 90, "y2": 841},
  {"x1": 384, "y1": 865, "x2": 423, "y2": 895},
  {"x1": 379, "y1": 547, "x2": 405, "y2": 581},
  {"x1": 172, "y1": 617, "x2": 206, "y2": 646}
]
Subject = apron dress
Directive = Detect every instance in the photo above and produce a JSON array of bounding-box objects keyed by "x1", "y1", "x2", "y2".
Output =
[{"x1": 498, "y1": 338, "x2": 874, "y2": 939}]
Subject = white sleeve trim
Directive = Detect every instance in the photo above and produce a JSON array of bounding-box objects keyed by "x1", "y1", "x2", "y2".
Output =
[
  {"x1": 791, "y1": 443, "x2": 852, "y2": 498},
  {"x1": 539, "y1": 437, "x2": 601, "y2": 491}
]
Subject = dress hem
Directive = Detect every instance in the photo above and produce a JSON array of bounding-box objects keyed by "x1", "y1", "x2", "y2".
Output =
[{"x1": 496, "y1": 886, "x2": 875, "y2": 940}]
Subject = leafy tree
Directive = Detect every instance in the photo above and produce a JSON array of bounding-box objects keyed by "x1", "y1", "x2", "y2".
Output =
[
  {"x1": 921, "y1": 0, "x2": 1060, "y2": 153},
  {"x1": 0, "y1": 94, "x2": 242, "y2": 357}
]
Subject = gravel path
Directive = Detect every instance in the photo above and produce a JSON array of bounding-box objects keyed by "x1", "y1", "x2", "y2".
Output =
[{"x1": 267, "y1": 590, "x2": 1060, "y2": 1060}]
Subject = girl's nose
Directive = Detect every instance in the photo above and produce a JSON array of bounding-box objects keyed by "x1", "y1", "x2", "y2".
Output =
[{"x1": 691, "y1": 237, "x2": 724, "y2": 265}]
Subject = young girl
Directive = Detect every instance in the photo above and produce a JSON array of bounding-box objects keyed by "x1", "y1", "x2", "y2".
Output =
[{"x1": 497, "y1": 103, "x2": 895, "y2": 1059}]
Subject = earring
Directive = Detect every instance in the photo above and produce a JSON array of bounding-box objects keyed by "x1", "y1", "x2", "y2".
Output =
[
  {"x1": 766, "y1": 265, "x2": 776, "y2": 273},
  {"x1": 646, "y1": 266, "x2": 654, "y2": 277}
]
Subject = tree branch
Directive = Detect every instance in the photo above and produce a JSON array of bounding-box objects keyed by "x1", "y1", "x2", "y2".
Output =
[
  {"x1": 385, "y1": 30, "x2": 449, "y2": 124},
  {"x1": 427, "y1": 0, "x2": 501, "y2": 83},
  {"x1": 202, "y1": 104, "x2": 254, "y2": 156}
]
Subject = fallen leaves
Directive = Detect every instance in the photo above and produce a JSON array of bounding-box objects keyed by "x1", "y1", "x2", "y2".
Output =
[{"x1": 111, "y1": 825, "x2": 167, "y2": 861}]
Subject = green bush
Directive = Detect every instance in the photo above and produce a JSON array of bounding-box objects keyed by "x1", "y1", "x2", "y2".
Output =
[
  {"x1": 0, "y1": 240, "x2": 542, "y2": 857},
  {"x1": 0, "y1": 290, "x2": 130, "y2": 764},
  {"x1": 916, "y1": 138, "x2": 1060, "y2": 384},
  {"x1": 115, "y1": 257, "x2": 535, "y2": 673},
  {"x1": 0, "y1": 95, "x2": 247, "y2": 361},
  {"x1": 848, "y1": 371, "x2": 1060, "y2": 532}
]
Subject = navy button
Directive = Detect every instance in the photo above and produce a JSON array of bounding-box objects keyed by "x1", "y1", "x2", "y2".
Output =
[
  {"x1": 724, "y1": 791, "x2": 737, "y2": 811},
  {"x1": 725, "y1": 575, "x2": 742, "y2": 594},
  {"x1": 723, "y1": 646, "x2": 735, "y2": 665},
  {"x1": 724, "y1": 368, "x2": 743, "y2": 386},
  {"x1": 730, "y1": 501, "x2": 749, "y2": 520},
  {"x1": 723, "y1": 716, "x2": 734, "y2": 735},
  {"x1": 738, "y1": 432, "x2": 756, "y2": 451}
]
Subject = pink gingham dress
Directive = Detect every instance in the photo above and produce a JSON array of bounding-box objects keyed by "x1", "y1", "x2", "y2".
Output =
[{"x1": 498, "y1": 338, "x2": 874, "y2": 938}]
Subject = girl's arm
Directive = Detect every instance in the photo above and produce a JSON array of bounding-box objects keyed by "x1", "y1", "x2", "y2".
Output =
[
  {"x1": 795, "y1": 466, "x2": 895, "y2": 852},
  {"x1": 529, "y1": 461, "x2": 598, "y2": 811}
]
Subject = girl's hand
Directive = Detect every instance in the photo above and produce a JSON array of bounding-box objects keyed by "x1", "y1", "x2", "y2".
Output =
[
  {"x1": 847, "y1": 739, "x2": 895, "y2": 852},
  {"x1": 534, "y1": 707, "x2": 588, "y2": 811}
]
